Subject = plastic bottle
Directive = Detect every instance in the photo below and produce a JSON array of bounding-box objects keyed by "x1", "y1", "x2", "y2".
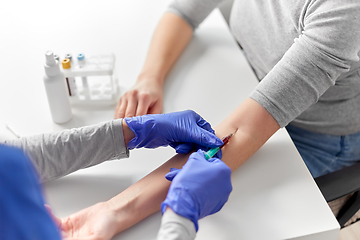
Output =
[{"x1": 43, "y1": 50, "x2": 72, "y2": 123}]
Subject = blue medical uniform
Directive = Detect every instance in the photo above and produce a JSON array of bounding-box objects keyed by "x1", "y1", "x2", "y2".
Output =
[{"x1": 0, "y1": 145, "x2": 61, "y2": 240}]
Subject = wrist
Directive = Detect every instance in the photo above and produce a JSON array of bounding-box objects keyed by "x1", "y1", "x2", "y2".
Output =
[
  {"x1": 137, "y1": 72, "x2": 165, "y2": 85},
  {"x1": 124, "y1": 116, "x2": 160, "y2": 149},
  {"x1": 122, "y1": 119, "x2": 135, "y2": 148},
  {"x1": 106, "y1": 194, "x2": 137, "y2": 234}
]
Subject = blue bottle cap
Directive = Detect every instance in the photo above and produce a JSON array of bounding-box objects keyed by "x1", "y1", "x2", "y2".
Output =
[{"x1": 77, "y1": 53, "x2": 85, "y2": 61}]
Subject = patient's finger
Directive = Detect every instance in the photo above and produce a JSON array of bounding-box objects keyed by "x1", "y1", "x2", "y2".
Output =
[
  {"x1": 125, "y1": 92, "x2": 138, "y2": 118},
  {"x1": 136, "y1": 93, "x2": 151, "y2": 116},
  {"x1": 115, "y1": 98, "x2": 127, "y2": 119},
  {"x1": 148, "y1": 100, "x2": 162, "y2": 115},
  {"x1": 44, "y1": 204, "x2": 62, "y2": 228}
]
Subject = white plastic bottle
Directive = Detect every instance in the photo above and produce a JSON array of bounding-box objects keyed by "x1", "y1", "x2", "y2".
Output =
[{"x1": 43, "y1": 50, "x2": 72, "y2": 123}]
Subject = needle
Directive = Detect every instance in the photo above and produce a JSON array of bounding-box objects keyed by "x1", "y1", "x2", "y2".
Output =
[{"x1": 204, "y1": 129, "x2": 237, "y2": 160}]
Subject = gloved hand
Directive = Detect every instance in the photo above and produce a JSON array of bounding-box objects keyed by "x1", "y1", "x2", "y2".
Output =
[
  {"x1": 124, "y1": 110, "x2": 223, "y2": 153},
  {"x1": 161, "y1": 150, "x2": 232, "y2": 231}
]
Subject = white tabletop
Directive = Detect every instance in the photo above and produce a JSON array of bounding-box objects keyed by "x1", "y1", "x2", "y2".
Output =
[{"x1": 0, "y1": 1, "x2": 339, "y2": 239}]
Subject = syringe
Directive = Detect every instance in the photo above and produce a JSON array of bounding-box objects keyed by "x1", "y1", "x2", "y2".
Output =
[{"x1": 204, "y1": 130, "x2": 237, "y2": 160}]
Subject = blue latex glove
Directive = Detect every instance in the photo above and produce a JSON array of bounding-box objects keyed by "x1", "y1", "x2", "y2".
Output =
[
  {"x1": 124, "y1": 110, "x2": 223, "y2": 153},
  {"x1": 0, "y1": 145, "x2": 61, "y2": 240},
  {"x1": 161, "y1": 150, "x2": 232, "y2": 231}
]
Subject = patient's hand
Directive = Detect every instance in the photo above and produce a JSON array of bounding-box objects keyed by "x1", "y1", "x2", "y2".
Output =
[
  {"x1": 56, "y1": 202, "x2": 119, "y2": 240},
  {"x1": 115, "y1": 77, "x2": 164, "y2": 118}
]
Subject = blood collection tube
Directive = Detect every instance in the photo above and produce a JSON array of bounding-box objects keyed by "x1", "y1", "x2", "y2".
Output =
[
  {"x1": 63, "y1": 54, "x2": 76, "y2": 96},
  {"x1": 77, "y1": 53, "x2": 89, "y2": 99}
]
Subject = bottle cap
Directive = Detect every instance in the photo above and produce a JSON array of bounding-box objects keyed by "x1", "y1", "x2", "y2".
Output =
[
  {"x1": 62, "y1": 58, "x2": 71, "y2": 69},
  {"x1": 77, "y1": 53, "x2": 85, "y2": 61},
  {"x1": 65, "y1": 53, "x2": 72, "y2": 61},
  {"x1": 54, "y1": 54, "x2": 60, "y2": 61},
  {"x1": 45, "y1": 51, "x2": 56, "y2": 66}
]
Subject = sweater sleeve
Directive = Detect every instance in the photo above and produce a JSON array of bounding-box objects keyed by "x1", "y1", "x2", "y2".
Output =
[
  {"x1": 167, "y1": 0, "x2": 226, "y2": 29},
  {"x1": 157, "y1": 208, "x2": 196, "y2": 240},
  {"x1": 249, "y1": 0, "x2": 360, "y2": 127},
  {"x1": 4, "y1": 119, "x2": 129, "y2": 182}
]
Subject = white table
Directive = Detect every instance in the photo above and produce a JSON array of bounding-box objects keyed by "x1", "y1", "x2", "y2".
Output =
[{"x1": 0, "y1": 1, "x2": 339, "y2": 239}]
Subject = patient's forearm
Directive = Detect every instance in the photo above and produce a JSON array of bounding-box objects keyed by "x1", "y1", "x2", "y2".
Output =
[
  {"x1": 215, "y1": 98, "x2": 280, "y2": 170},
  {"x1": 139, "y1": 12, "x2": 193, "y2": 84},
  {"x1": 107, "y1": 98, "x2": 280, "y2": 234},
  {"x1": 107, "y1": 153, "x2": 190, "y2": 233}
]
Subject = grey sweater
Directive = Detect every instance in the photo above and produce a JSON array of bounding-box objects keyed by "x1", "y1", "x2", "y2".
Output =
[
  {"x1": 5, "y1": 120, "x2": 129, "y2": 182},
  {"x1": 168, "y1": 0, "x2": 360, "y2": 135}
]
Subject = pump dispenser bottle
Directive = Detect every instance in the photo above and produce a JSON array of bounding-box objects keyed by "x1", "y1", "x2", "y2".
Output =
[{"x1": 43, "y1": 50, "x2": 72, "y2": 123}]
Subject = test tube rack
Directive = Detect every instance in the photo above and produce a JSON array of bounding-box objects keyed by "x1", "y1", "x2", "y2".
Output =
[{"x1": 61, "y1": 53, "x2": 119, "y2": 106}]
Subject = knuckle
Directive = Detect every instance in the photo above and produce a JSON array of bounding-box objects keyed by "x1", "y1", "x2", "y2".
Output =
[
  {"x1": 138, "y1": 92, "x2": 150, "y2": 102},
  {"x1": 121, "y1": 92, "x2": 130, "y2": 98},
  {"x1": 125, "y1": 111, "x2": 134, "y2": 118},
  {"x1": 130, "y1": 89, "x2": 138, "y2": 98}
]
